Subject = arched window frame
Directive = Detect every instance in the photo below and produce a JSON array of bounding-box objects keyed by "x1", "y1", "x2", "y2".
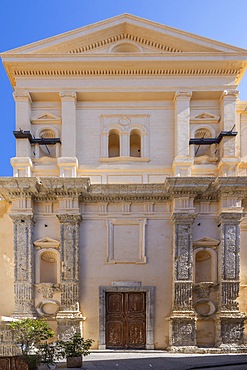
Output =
[{"x1": 100, "y1": 123, "x2": 149, "y2": 162}]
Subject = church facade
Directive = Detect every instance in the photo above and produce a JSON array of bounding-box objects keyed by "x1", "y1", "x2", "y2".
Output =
[{"x1": 1, "y1": 14, "x2": 247, "y2": 353}]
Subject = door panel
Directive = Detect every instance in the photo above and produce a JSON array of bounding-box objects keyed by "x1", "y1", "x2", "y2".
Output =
[{"x1": 106, "y1": 292, "x2": 146, "y2": 349}]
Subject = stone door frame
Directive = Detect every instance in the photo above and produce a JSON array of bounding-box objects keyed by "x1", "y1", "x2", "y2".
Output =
[{"x1": 99, "y1": 284, "x2": 155, "y2": 349}]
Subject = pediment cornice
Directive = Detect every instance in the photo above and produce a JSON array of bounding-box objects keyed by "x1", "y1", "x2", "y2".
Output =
[
  {"x1": 33, "y1": 237, "x2": 60, "y2": 248},
  {"x1": 31, "y1": 112, "x2": 61, "y2": 124}
]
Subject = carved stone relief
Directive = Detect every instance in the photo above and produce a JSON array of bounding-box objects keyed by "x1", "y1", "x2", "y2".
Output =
[{"x1": 9, "y1": 213, "x2": 36, "y2": 317}]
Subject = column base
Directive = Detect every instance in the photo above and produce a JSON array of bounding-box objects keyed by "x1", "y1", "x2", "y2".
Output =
[
  {"x1": 170, "y1": 315, "x2": 196, "y2": 347},
  {"x1": 220, "y1": 314, "x2": 246, "y2": 346},
  {"x1": 56, "y1": 311, "x2": 86, "y2": 340},
  {"x1": 172, "y1": 156, "x2": 193, "y2": 177}
]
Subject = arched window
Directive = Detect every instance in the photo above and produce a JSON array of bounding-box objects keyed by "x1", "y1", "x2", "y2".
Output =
[
  {"x1": 130, "y1": 129, "x2": 141, "y2": 157},
  {"x1": 108, "y1": 129, "x2": 120, "y2": 157},
  {"x1": 195, "y1": 250, "x2": 212, "y2": 283},
  {"x1": 39, "y1": 129, "x2": 57, "y2": 158},
  {"x1": 194, "y1": 128, "x2": 213, "y2": 158}
]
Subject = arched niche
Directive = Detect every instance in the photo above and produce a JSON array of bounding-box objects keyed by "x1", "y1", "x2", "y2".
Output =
[
  {"x1": 193, "y1": 247, "x2": 217, "y2": 284},
  {"x1": 34, "y1": 238, "x2": 60, "y2": 284}
]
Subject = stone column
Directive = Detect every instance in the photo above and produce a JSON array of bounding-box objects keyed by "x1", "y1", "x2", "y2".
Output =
[
  {"x1": 217, "y1": 212, "x2": 246, "y2": 347},
  {"x1": 58, "y1": 92, "x2": 78, "y2": 177},
  {"x1": 172, "y1": 91, "x2": 193, "y2": 176},
  {"x1": 56, "y1": 213, "x2": 83, "y2": 338},
  {"x1": 170, "y1": 212, "x2": 196, "y2": 347},
  {"x1": 9, "y1": 213, "x2": 36, "y2": 318},
  {"x1": 11, "y1": 91, "x2": 33, "y2": 177},
  {"x1": 219, "y1": 90, "x2": 239, "y2": 176}
]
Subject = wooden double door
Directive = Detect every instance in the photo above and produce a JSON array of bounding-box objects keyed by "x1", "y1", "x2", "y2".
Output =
[{"x1": 106, "y1": 292, "x2": 146, "y2": 349}]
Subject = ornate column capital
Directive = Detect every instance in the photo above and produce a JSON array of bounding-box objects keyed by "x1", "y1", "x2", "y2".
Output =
[
  {"x1": 13, "y1": 90, "x2": 32, "y2": 103},
  {"x1": 59, "y1": 91, "x2": 77, "y2": 100},
  {"x1": 9, "y1": 213, "x2": 35, "y2": 223},
  {"x1": 218, "y1": 212, "x2": 243, "y2": 224},
  {"x1": 171, "y1": 212, "x2": 197, "y2": 224},
  {"x1": 221, "y1": 90, "x2": 239, "y2": 100},
  {"x1": 56, "y1": 213, "x2": 82, "y2": 223},
  {"x1": 174, "y1": 91, "x2": 192, "y2": 101}
]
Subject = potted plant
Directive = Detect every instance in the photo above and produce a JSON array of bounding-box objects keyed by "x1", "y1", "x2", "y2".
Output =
[
  {"x1": 39, "y1": 342, "x2": 61, "y2": 369},
  {"x1": 10, "y1": 318, "x2": 54, "y2": 370},
  {"x1": 57, "y1": 333, "x2": 94, "y2": 368}
]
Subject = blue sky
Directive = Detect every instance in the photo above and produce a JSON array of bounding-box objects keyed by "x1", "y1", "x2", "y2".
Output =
[{"x1": 0, "y1": 0, "x2": 247, "y2": 176}]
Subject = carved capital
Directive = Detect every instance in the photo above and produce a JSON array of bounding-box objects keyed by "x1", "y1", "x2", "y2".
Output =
[
  {"x1": 171, "y1": 212, "x2": 197, "y2": 224},
  {"x1": 9, "y1": 213, "x2": 35, "y2": 223},
  {"x1": 57, "y1": 213, "x2": 82, "y2": 223},
  {"x1": 59, "y1": 91, "x2": 77, "y2": 100},
  {"x1": 218, "y1": 212, "x2": 243, "y2": 224},
  {"x1": 221, "y1": 90, "x2": 239, "y2": 99},
  {"x1": 174, "y1": 91, "x2": 192, "y2": 101},
  {"x1": 13, "y1": 90, "x2": 32, "y2": 102}
]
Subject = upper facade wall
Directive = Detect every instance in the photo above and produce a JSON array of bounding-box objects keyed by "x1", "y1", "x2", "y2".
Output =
[{"x1": 2, "y1": 14, "x2": 247, "y2": 183}]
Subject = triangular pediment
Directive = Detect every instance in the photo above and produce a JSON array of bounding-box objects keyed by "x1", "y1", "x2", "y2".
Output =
[
  {"x1": 191, "y1": 112, "x2": 220, "y2": 123},
  {"x1": 32, "y1": 113, "x2": 61, "y2": 124},
  {"x1": 193, "y1": 237, "x2": 220, "y2": 247},
  {"x1": 3, "y1": 14, "x2": 247, "y2": 55},
  {"x1": 33, "y1": 237, "x2": 60, "y2": 248}
]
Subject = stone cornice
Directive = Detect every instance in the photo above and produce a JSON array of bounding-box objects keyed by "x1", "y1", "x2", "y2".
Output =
[{"x1": 12, "y1": 67, "x2": 239, "y2": 78}]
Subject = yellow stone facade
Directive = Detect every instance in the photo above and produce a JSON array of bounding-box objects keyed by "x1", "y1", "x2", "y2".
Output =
[{"x1": 1, "y1": 14, "x2": 247, "y2": 353}]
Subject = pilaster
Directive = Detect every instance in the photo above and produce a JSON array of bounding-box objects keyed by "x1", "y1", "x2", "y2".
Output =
[
  {"x1": 9, "y1": 213, "x2": 36, "y2": 318},
  {"x1": 59, "y1": 91, "x2": 78, "y2": 177},
  {"x1": 12, "y1": 91, "x2": 33, "y2": 176},
  {"x1": 59, "y1": 91, "x2": 77, "y2": 158},
  {"x1": 173, "y1": 91, "x2": 193, "y2": 176},
  {"x1": 218, "y1": 90, "x2": 240, "y2": 176},
  {"x1": 217, "y1": 211, "x2": 246, "y2": 348},
  {"x1": 170, "y1": 211, "x2": 197, "y2": 348},
  {"x1": 56, "y1": 212, "x2": 84, "y2": 338}
]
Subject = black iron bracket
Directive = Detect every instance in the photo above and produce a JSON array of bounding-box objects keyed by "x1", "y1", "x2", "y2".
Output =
[
  {"x1": 13, "y1": 130, "x2": 61, "y2": 145},
  {"x1": 189, "y1": 130, "x2": 237, "y2": 145}
]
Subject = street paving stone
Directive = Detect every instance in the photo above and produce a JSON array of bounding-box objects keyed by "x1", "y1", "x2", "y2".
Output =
[{"x1": 55, "y1": 351, "x2": 247, "y2": 370}]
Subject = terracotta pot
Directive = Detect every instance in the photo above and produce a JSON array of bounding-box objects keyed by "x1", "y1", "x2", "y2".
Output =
[{"x1": 66, "y1": 356, "x2": 82, "y2": 368}]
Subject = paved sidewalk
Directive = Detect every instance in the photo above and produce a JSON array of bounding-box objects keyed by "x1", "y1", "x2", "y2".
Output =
[{"x1": 55, "y1": 351, "x2": 247, "y2": 370}]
